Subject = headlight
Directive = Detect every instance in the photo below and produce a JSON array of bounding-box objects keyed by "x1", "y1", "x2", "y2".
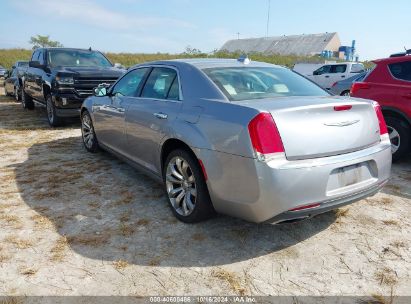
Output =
[{"x1": 56, "y1": 76, "x2": 74, "y2": 85}]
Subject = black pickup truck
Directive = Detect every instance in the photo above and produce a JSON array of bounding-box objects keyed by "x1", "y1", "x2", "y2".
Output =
[{"x1": 22, "y1": 48, "x2": 125, "y2": 126}]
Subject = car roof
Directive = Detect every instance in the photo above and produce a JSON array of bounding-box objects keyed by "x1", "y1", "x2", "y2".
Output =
[
  {"x1": 41, "y1": 47, "x2": 103, "y2": 52},
  {"x1": 133, "y1": 58, "x2": 283, "y2": 70},
  {"x1": 373, "y1": 55, "x2": 411, "y2": 64}
]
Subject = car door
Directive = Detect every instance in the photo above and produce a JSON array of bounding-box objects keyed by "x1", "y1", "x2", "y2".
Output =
[
  {"x1": 5, "y1": 68, "x2": 16, "y2": 93},
  {"x1": 25, "y1": 50, "x2": 40, "y2": 96},
  {"x1": 324, "y1": 64, "x2": 348, "y2": 89},
  {"x1": 312, "y1": 65, "x2": 331, "y2": 88},
  {"x1": 92, "y1": 67, "x2": 150, "y2": 154},
  {"x1": 124, "y1": 66, "x2": 183, "y2": 175},
  {"x1": 32, "y1": 49, "x2": 46, "y2": 101}
]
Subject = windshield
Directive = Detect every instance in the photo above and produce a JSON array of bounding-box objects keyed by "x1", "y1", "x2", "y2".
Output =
[
  {"x1": 47, "y1": 50, "x2": 112, "y2": 68},
  {"x1": 17, "y1": 62, "x2": 28, "y2": 67},
  {"x1": 204, "y1": 67, "x2": 329, "y2": 101}
]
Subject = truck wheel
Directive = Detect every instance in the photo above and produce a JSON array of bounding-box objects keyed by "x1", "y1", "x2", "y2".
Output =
[
  {"x1": 22, "y1": 88, "x2": 34, "y2": 110},
  {"x1": 385, "y1": 116, "x2": 411, "y2": 161},
  {"x1": 15, "y1": 86, "x2": 20, "y2": 102},
  {"x1": 46, "y1": 95, "x2": 63, "y2": 127}
]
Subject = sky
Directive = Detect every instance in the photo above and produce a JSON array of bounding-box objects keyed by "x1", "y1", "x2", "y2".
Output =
[{"x1": 0, "y1": 0, "x2": 410, "y2": 60}]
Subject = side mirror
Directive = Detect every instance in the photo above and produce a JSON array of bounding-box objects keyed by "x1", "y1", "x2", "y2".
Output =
[
  {"x1": 94, "y1": 86, "x2": 108, "y2": 97},
  {"x1": 313, "y1": 70, "x2": 319, "y2": 76},
  {"x1": 29, "y1": 61, "x2": 45, "y2": 69}
]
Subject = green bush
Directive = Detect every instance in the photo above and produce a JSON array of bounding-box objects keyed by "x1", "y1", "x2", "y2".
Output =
[{"x1": 0, "y1": 48, "x2": 374, "y2": 70}]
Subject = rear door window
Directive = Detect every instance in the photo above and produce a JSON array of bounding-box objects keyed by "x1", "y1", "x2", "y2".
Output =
[
  {"x1": 389, "y1": 61, "x2": 411, "y2": 81},
  {"x1": 330, "y1": 64, "x2": 347, "y2": 73},
  {"x1": 351, "y1": 64, "x2": 365, "y2": 73},
  {"x1": 141, "y1": 67, "x2": 179, "y2": 100},
  {"x1": 314, "y1": 65, "x2": 331, "y2": 75}
]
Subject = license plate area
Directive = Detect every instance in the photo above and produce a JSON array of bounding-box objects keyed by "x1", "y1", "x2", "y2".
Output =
[{"x1": 326, "y1": 161, "x2": 377, "y2": 196}]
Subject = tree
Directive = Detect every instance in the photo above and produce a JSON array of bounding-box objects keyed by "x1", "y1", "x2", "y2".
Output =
[
  {"x1": 184, "y1": 46, "x2": 202, "y2": 55},
  {"x1": 29, "y1": 35, "x2": 63, "y2": 49}
]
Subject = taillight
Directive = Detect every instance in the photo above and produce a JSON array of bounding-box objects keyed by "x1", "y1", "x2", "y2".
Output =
[
  {"x1": 334, "y1": 105, "x2": 352, "y2": 111},
  {"x1": 350, "y1": 82, "x2": 370, "y2": 96},
  {"x1": 372, "y1": 101, "x2": 388, "y2": 136},
  {"x1": 248, "y1": 113, "x2": 285, "y2": 162}
]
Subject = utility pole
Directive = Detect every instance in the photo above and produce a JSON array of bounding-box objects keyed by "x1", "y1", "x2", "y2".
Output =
[{"x1": 266, "y1": 0, "x2": 271, "y2": 37}]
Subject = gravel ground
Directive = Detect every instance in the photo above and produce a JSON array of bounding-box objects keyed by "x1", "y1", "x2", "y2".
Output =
[{"x1": 0, "y1": 90, "x2": 410, "y2": 297}]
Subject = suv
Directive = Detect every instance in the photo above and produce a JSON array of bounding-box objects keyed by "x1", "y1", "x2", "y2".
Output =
[
  {"x1": 351, "y1": 53, "x2": 411, "y2": 160},
  {"x1": 22, "y1": 48, "x2": 125, "y2": 126}
]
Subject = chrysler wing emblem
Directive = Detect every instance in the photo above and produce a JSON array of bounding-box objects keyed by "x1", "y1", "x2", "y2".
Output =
[{"x1": 324, "y1": 120, "x2": 360, "y2": 127}]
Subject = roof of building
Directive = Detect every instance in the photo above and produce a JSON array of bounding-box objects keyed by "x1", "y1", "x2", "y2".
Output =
[{"x1": 220, "y1": 32, "x2": 340, "y2": 56}]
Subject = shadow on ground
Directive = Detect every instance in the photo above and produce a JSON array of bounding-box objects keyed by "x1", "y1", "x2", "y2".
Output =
[{"x1": 12, "y1": 136, "x2": 337, "y2": 267}]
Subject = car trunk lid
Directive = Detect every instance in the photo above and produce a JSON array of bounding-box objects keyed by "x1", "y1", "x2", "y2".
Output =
[{"x1": 241, "y1": 96, "x2": 381, "y2": 160}]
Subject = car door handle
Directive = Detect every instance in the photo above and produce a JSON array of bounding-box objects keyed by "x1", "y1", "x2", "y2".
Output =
[
  {"x1": 325, "y1": 75, "x2": 330, "y2": 78},
  {"x1": 341, "y1": 75, "x2": 346, "y2": 78},
  {"x1": 153, "y1": 112, "x2": 168, "y2": 119}
]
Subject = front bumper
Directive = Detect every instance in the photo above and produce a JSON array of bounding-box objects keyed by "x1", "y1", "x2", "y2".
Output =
[
  {"x1": 52, "y1": 94, "x2": 84, "y2": 118},
  {"x1": 200, "y1": 141, "x2": 392, "y2": 223}
]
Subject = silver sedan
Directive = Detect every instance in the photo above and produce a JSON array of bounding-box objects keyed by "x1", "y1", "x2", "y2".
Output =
[{"x1": 80, "y1": 59, "x2": 392, "y2": 224}]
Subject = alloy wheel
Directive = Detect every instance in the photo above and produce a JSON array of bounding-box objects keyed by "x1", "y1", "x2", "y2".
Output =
[
  {"x1": 165, "y1": 156, "x2": 197, "y2": 216},
  {"x1": 388, "y1": 126, "x2": 401, "y2": 154},
  {"x1": 82, "y1": 113, "x2": 95, "y2": 149}
]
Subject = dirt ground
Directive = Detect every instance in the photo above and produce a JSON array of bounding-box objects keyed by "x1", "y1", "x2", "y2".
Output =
[{"x1": 0, "y1": 88, "x2": 410, "y2": 297}]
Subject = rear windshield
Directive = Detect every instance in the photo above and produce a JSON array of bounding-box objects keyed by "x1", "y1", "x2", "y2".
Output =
[
  {"x1": 47, "y1": 50, "x2": 112, "y2": 68},
  {"x1": 203, "y1": 67, "x2": 329, "y2": 101}
]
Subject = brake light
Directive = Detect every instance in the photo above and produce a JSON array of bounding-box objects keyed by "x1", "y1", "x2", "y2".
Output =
[
  {"x1": 248, "y1": 113, "x2": 285, "y2": 162},
  {"x1": 334, "y1": 105, "x2": 352, "y2": 111},
  {"x1": 350, "y1": 82, "x2": 370, "y2": 96},
  {"x1": 372, "y1": 101, "x2": 388, "y2": 136},
  {"x1": 289, "y1": 203, "x2": 321, "y2": 212}
]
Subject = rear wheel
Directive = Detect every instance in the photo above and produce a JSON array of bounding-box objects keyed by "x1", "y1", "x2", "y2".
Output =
[
  {"x1": 81, "y1": 111, "x2": 99, "y2": 153},
  {"x1": 341, "y1": 90, "x2": 350, "y2": 96},
  {"x1": 46, "y1": 95, "x2": 63, "y2": 127},
  {"x1": 21, "y1": 87, "x2": 34, "y2": 110},
  {"x1": 163, "y1": 149, "x2": 215, "y2": 223},
  {"x1": 385, "y1": 116, "x2": 411, "y2": 161}
]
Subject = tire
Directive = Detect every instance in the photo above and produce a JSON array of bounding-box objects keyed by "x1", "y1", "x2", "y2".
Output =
[
  {"x1": 81, "y1": 110, "x2": 99, "y2": 153},
  {"x1": 163, "y1": 149, "x2": 215, "y2": 223},
  {"x1": 340, "y1": 90, "x2": 350, "y2": 96},
  {"x1": 385, "y1": 116, "x2": 411, "y2": 161},
  {"x1": 14, "y1": 86, "x2": 20, "y2": 102},
  {"x1": 46, "y1": 95, "x2": 63, "y2": 127},
  {"x1": 21, "y1": 87, "x2": 34, "y2": 110}
]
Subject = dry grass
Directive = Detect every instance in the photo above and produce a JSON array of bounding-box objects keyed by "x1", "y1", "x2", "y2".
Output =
[
  {"x1": 192, "y1": 233, "x2": 206, "y2": 241},
  {"x1": 374, "y1": 267, "x2": 398, "y2": 286},
  {"x1": 212, "y1": 269, "x2": 246, "y2": 295},
  {"x1": 335, "y1": 208, "x2": 350, "y2": 218},
  {"x1": 390, "y1": 240, "x2": 407, "y2": 249},
  {"x1": 136, "y1": 218, "x2": 150, "y2": 226},
  {"x1": 113, "y1": 260, "x2": 129, "y2": 270},
  {"x1": 50, "y1": 236, "x2": 68, "y2": 262},
  {"x1": 31, "y1": 214, "x2": 53, "y2": 229},
  {"x1": 119, "y1": 223, "x2": 135, "y2": 237},
  {"x1": 19, "y1": 267, "x2": 37, "y2": 276},
  {"x1": 113, "y1": 192, "x2": 134, "y2": 206},
  {"x1": 32, "y1": 190, "x2": 60, "y2": 200},
  {"x1": 4, "y1": 236, "x2": 33, "y2": 249},
  {"x1": 148, "y1": 257, "x2": 161, "y2": 266},
  {"x1": 67, "y1": 233, "x2": 110, "y2": 247},
  {"x1": 380, "y1": 197, "x2": 394, "y2": 205},
  {"x1": 0, "y1": 297, "x2": 23, "y2": 304},
  {"x1": 0, "y1": 214, "x2": 22, "y2": 229},
  {"x1": 382, "y1": 219, "x2": 400, "y2": 227},
  {"x1": 0, "y1": 253, "x2": 11, "y2": 263}
]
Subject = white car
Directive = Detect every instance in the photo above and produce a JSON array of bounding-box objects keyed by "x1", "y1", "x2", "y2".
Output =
[{"x1": 293, "y1": 62, "x2": 365, "y2": 90}]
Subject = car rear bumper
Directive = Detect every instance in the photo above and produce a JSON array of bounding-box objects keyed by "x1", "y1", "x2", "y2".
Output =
[{"x1": 199, "y1": 140, "x2": 392, "y2": 223}]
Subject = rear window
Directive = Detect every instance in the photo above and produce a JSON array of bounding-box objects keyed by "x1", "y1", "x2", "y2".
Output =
[
  {"x1": 389, "y1": 61, "x2": 411, "y2": 81},
  {"x1": 203, "y1": 67, "x2": 329, "y2": 101},
  {"x1": 351, "y1": 64, "x2": 365, "y2": 73}
]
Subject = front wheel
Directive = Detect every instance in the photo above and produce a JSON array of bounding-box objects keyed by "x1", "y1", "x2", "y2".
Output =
[
  {"x1": 164, "y1": 149, "x2": 215, "y2": 223},
  {"x1": 385, "y1": 116, "x2": 411, "y2": 161},
  {"x1": 81, "y1": 111, "x2": 99, "y2": 153},
  {"x1": 341, "y1": 90, "x2": 350, "y2": 96},
  {"x1": 46, "y1": 95, "x2": 63, "y2": 127},
  {"x1": 14, "y1": 86, "x2": 20, "y2": 102},
  {"x1": 21, "y1": 87, "x2": 34, "y2": 110}
]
